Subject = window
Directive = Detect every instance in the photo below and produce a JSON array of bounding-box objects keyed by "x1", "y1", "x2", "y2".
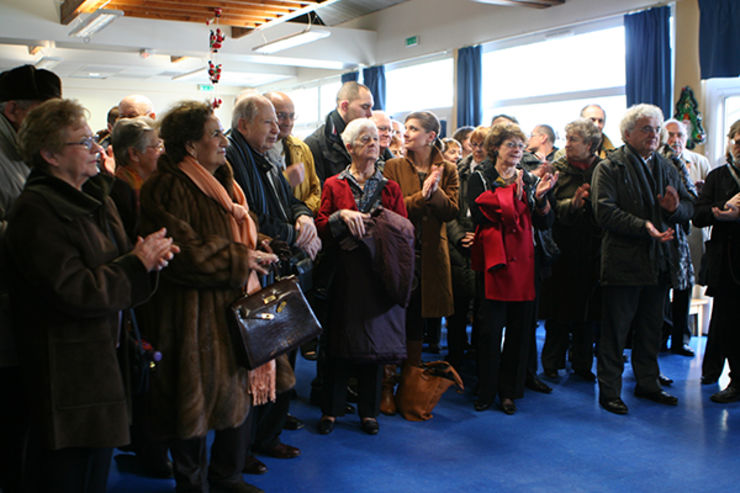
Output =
[
  {"x1": 284, "y1": 77, "x2": 341, "y2": 139},
  {"x1": 386, "y1": 57, "x2": 453, "y2": 114},
  {"x1": 481, "y1": 23, "x2": 626, "y2": 147}
]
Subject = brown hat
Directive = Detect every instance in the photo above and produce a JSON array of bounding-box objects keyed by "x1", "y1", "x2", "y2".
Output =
[{"x1": 0, "y1": 64, "x2": 62, "y2": 102}]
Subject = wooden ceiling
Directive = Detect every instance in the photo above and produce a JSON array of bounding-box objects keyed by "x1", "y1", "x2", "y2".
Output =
[
  {"x1": 474, "y1": 0, "x2": 564, "y2": 7},
  {"x1": 60, "y1": 0, "x2": 333, "y2": 31}
]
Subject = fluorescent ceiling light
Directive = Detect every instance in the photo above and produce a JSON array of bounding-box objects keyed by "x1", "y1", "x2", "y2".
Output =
[
  {"x1": 35, "y1": 57, "x2": 62, "y2": 70},
  {"x1": 252, "y1": 28, "x2": 331, "y2": 55},
  {"x1": 68, "y1": 9, "x2": 124, "y2": 38}
]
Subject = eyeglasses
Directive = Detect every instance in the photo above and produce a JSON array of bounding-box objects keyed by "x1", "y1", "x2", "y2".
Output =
[
  {"x1": 376, "y1": 126, "x2": 391, "y2": 133},
  {"x1": 638, "y1": 126, "x2": 661, "y2": 135},
  {"x1": 64, "y1": 136, "x2": 99, "y2": 152},
  {"x1": 147, "y1": 141, "x2": 164, "y2": 151},
  {"x1": 470, "y1": 141, "x2": 485, "y2": 148},
  {"x1": 276, "y1": 112, "x2": 296, "y2": 121},
  {"x1": 357, "y1": 135, "x2": 379, "y2": 145},
  {"x1": 503, "y1": 141, "x2": 526, "y2": 150}
]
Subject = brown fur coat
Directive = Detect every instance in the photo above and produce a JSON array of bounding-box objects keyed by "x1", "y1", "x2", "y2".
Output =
[{"x1": 139, "y1": 156, "x2": 253, "y2": 439}]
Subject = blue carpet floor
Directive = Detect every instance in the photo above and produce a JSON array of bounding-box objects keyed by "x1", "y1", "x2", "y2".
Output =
[{"x1": 107, "y1": 327, "x2": 740, "y2": 493}]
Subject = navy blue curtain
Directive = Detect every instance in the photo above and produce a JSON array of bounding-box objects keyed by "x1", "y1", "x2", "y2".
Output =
[
  {"x1": 362, "y1": 65, "x2": 386, "y2": 110},
  {"x1": 341, "y1": 72, "x2": 359, "y2": 83},
  {"x1": 699, "y1": 0, "x2": 740, "y2": 79},
  {"x1": 624, "y1": 7, "x2": 671, "y2": 117},
  {"x1": 456, "y1": 45, "x2": 482, "y2": 128}
]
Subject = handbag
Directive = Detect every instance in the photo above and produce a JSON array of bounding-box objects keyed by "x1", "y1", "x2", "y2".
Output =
[
  {"x1": 227, "y1": 274, "x2": 322, "y2": 370},
  {"x1": 395, "y1": 361, "x2": 464, "y2": 421}
]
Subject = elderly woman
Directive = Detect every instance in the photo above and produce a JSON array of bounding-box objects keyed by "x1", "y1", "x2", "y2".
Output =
[
  {"x1": 693, "y1": 119, "x2": 740, "y2": 404},
  {"x1": 110, "y1": 116, "x2": 162, "y2": 241},
  {"x1": 315, "y1": 118, "x2": 409, "y2": 435},
  {"x1": 5, "y1": 99, "x2": 177, "y2": 492},
  {"x1": 540, "y1": 118, "x2": 603, "y2": 381},
  {"x1": 468, "y1": 122, "x2": 557, "y2": 414},
  {"x1": 138, "y1": 101, "x2": 277, "y2": 493},
  {"x1": 383, "y1": 111, "x2": 459, "y2": 378}
]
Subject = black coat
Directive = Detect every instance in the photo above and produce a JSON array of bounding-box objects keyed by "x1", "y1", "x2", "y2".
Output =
[
  {"x1": 304, "y1": 110, "x2": 352, "y2": 184},
  {"x1": 591, "y1": 145, "x2": 694, "y2": 286},
  {"x1": 693, "y1": 162, "x2": 740, "y2": 295}
]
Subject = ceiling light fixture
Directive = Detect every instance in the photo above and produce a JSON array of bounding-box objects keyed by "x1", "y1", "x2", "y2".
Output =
[
  {"x1": 35, "y1": 57, "x2": 62, "y2": 70},
  {"x1": 68, "y1": 9, "x2": 124, "y2": 38},
  {"x1": 252, "y1": 28, "x2": 331, "y2": 55}
]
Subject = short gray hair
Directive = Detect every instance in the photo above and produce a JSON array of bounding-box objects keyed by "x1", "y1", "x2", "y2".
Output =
[
  {"x1": 565, "y1": 118, "x2": 601, "y2": 154},
  {"x1": 662, "y1": 118, "x2": 687, "y2": 144},
  {"x1": 111, "y1": 116, "x2": 156, "y2": 167},
  {"x1": 620, "y1": 103, "x2": 664, "y2": 140},
  {"x1": 341, "y1": 117, "x2": 377, "y2": 147},
  {"x1": 232, "y1": 94, "x2": 264, "y2": 129}
]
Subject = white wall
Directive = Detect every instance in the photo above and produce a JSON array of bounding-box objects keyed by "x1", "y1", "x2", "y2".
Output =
[{"x1": 62, "y1": 79, "x2": 242, "y2": 132}]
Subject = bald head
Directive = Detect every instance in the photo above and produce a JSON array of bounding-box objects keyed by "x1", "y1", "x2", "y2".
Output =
[
  {"x1": 119, "y1": 95, "x2": 155, "y2": 119},
  {"x1": 371, "y1": 110, "x2": 392, "y2": 150},
  {"x1": 264, "y1": 91, "x2": 295, "y2": 140}
]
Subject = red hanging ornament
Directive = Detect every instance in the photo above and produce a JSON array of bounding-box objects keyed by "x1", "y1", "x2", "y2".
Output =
[
  {"x1": 208, "y1": 61, "x2": 222, "y2": 84},
  {"x1": 212, "y1": 98, "x2": 223, "y2": 109},
  {"x1": 210, "y1": 28, "x2": 225, "y2": 53}
]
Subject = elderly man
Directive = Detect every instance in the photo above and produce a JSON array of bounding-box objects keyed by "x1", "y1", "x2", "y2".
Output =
[
  {"x1": 228, "y1": 93, "x2": 320, "y2": 259},
  {"x1": 659, "y1": 118, "x2": 709, "y2": 357},
  {"x1": 592, "y1": 104, "x2": 694, "y2": 415},
  {"x1": 0, "y1": 63, "x2": 61, "y2": 493},
  {"x1": 304, "y1": 81, "x2": 373, "y2": 183},
  {"x1": 264, "y1": 91, "x2": 321, "y2": 215},
  {"x1": 226, "y1": 93, "x2": 316, "y2": 470},
  {"x1": 581, "y1": 104, "x2": 615, "y2": 159},
  {"x1": 118, "y1": 94, "x2": 156, "y2": 120},
  {"x1": 527, "y1": 124, "x2": 558, "y2": 163},
  {"x1": 371, "y1": 110, "x2": 395, "y2": 162}
]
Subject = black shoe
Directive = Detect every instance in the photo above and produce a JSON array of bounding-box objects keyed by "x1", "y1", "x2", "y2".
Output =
[
  {"x1": 634, "y1": 388, "x2": 678, "y2": 405},
  {"x1": 317, "y1": 417, "x2": 335, "y2": 435},
  {"x1": 599, "y1": 397, "x2": 628, "y2": 414},
  {"x1": 671, "y1": 344, "x2": 695, "y2": 357},
  {"x1": 525, "y1": 375, "x2": 552, "y2": 394},
  {"x1": 474, "y1": 399, "x2": 492, "y2": 412},
  {"x1": 710, "y1": 384, "x2": 740, "y2": 403},
  {"x1": 573, "y1": 369, "x2": 596, "y2": 382},
  {"x1": 243, "y1": 456, "x2": 267, "y2": 475},
  {"x1": 361, "y1": 418, "x2": 379, "y2": 435},
  {"x1": 254, "y1": 442, "x2": 301, "y2": 459},
  {"x1": 701, "y1": 375, "x2": 719, "y2": 385},
  {"x1": 500, "y1": 398, "x2": 516, "y2": 415},
  {"x1": 283, "y1": 414, "x2": 304, "y2": 430},
  {"x1": 300, "y1": 339, "x2": 318, "y2": 361},
  {"x1": 658, "y1": 374, "x2": 673, "y2": 387},
  {"x1": 543, "y1": 368, "x2": 558, "y2": 379}
]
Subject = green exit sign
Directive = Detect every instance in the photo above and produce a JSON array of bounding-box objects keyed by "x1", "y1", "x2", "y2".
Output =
[
  {"x1": 198, "y1": 83, "x2": 214, "y2": 92},
  {"x1": 405, "y1": 35, "x2": 419, "y2": 48}
]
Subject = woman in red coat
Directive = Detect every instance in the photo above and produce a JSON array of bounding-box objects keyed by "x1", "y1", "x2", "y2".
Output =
[
  {"x1": 315, "y1": 118, "x2": 410, "y2": 436},
  {"x1": 468, "y1": 122, "x2": 557, "y2": 414}
]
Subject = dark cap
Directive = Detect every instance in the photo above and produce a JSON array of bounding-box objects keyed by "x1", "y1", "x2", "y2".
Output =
[{"x1": 0, "y1": 64, "x2": 62, "y2": 103}]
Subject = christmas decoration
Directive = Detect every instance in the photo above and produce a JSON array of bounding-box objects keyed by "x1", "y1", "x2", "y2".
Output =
[
  {"x1": 205, "y1": 8, "x2": 224, "y2": 109},
  {"x1": 673, "y1": 86, "x2": 706, "y2": 150}
]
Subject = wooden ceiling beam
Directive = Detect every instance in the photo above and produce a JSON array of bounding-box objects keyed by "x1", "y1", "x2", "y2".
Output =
[
  {"x1": 60, "y1": 0, "x2": 105, "y2": 24},
  {"x1": 105, "y1": 0, "x2": 294, "y2": 16},
  {"x1": 106, "y1": 4, "x2": 280, "y2": 22}
]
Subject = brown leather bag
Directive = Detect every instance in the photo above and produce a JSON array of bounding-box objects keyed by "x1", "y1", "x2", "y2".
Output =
[
  {"x1": 228, "y1": 275, "x2": 322, "y2": 370},
  {"x1": 395, "y1": 361, "x2": 464, "y2": 421}
]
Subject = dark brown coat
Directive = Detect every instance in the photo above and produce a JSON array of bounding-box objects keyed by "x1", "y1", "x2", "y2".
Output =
[
  {"x1": 138, "y1": 156, "x2": 253, "y2": 440},
  {"x1": 383, "y1": 152, "x2": 459, "y2": 317},
  {"x1": 5, "y1": 170, "x2": 153, "y2": 450}
]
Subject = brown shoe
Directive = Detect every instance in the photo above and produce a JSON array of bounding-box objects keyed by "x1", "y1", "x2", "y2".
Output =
[
  {"x1": 243, "y1": 456, "x2": 267, "y2": 475},
  {"x1": 254, "y1": 442, "x2": 300, "y2": 459}
]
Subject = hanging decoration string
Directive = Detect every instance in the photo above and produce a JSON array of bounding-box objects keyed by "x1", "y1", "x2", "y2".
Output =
[{"x1": 206, "y1": 8, "x2": 225, "y2": 109}]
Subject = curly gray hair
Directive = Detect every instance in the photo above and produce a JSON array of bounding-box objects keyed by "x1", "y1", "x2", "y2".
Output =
[
  {"x1": 619, "y1": 103, "x2": 664, "y2": 140},
  {"x1": 341, "y1": 117, "x2": 378, "y2": 148},
  {"x1": 565, "y1": 118, "x2": 601, "y2": 154}
]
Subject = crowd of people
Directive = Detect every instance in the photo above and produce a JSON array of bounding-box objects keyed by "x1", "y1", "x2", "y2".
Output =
[{"x1": 1, "y1": 63, "x2": 739, "y2": 493}]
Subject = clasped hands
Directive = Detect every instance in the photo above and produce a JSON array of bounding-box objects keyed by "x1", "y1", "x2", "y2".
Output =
[
  {"x1": 646, "y1": 185, "x2": 682, "y2": 242},
  {"x1": 422, "y1": 165, "x2": 443, "y2": 200},
  {"x1": 294, "y1": 214, "x2": 322, "y2": 260},
  {"x1": 132, "y1": 227, "x2": 181, "y2": 272},
  {"x1": 712, "y1": 192, "x2": 740, "y2": 221}
]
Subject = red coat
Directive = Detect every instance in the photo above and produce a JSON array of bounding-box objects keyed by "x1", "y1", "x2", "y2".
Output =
[
  {"x1": 471, "y1": 185, "x2": 535, "y2": 302},
  {"x1": 316, "y1": 176, "x2": 407, "y2": 238}
]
